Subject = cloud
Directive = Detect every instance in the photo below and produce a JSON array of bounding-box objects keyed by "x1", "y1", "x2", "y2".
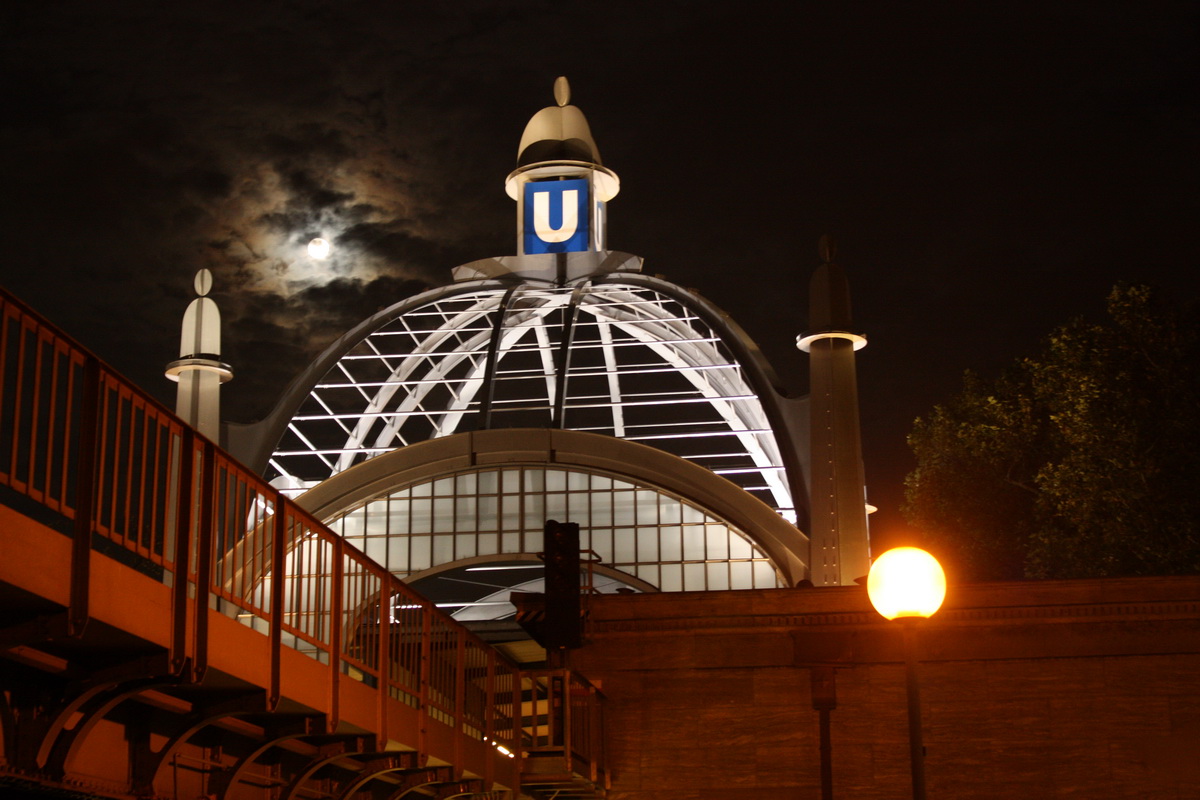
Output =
[{"x1": 1, "y1": 3, "x2": 536, "y2": 419}]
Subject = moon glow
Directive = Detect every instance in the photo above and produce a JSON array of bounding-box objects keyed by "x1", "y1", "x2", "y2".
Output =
[{"x1": 307, "y1": 237, "x2": 331, "y2": 259}]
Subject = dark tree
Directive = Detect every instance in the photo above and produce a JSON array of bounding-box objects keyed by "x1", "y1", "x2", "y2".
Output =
[{"x1": 904, "y1": 285, "x2": 1200, "y2": 581}]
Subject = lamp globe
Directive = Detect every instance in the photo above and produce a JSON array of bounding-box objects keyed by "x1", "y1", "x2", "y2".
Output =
[{"x1": 867, "y1": 547, "x2": 946, "y2": 621}]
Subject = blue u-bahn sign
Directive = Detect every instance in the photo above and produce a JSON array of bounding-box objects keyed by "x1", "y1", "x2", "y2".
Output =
[{"x1": 524, "y1": 178, "x2": 590, "y2": 254}]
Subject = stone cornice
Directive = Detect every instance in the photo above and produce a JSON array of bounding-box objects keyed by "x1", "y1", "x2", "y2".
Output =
[{"x1": 578, "y1": 576, "x2": 1200, "y2": 667}]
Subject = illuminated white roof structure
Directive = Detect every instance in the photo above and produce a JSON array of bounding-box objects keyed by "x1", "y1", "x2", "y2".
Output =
[{"x1": 254, "y1": 273, "x2": 804, "y2": 521}]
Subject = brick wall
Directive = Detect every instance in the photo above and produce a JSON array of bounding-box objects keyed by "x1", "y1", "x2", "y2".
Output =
[{"x1": 572, "y1": 577, "x2": 1200, "y2": 799}]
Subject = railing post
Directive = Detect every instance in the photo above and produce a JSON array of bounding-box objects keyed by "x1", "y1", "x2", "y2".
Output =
[
  {"x1": 559, "y1": 670, "x2": 572, "y2": 763},
  {"x1": 419, "y1": 604, "x2": 432, "y2": 761},
  {"x1": 68, "y1": 360, "x2": 100, "y2": 638},
  {"x1": 268, "y1": 502, "x2": 286, "y2": 710},
  {"x1": 329, "y1": 535, "x2": 344, "y2": 731},
  {"x1": 192, "y1": 440, "x2": 216, "y2": 684},
  {"x1": 589, "y1": 683, "x2": 601, "y2": 783},
  {"x1": 168, "y1": 427, "x2": 194, "y2": 675},
  {"x1": 454, "y1": 631, "x2": 466, "y2": 777},
  {"x1": 377, "y1": 581, "x2": 392, "y2": 751},
  {"x1": 484, "y1": 650, "x2": 496, "y2": 787}
]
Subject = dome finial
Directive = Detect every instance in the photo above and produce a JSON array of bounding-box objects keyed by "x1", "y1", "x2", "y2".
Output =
[{"x1": 505, "y1": 78, "x2": 620, "y2": 204}]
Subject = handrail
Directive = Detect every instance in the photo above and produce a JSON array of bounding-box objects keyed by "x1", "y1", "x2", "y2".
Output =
[{"x1": 0, "y1": 287, "x2": 593, "y2": 785}]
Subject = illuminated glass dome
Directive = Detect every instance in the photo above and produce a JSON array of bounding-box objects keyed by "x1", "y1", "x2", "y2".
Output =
[
  {"x1": 258, "y1": 270, "x2": 806, "y2": 523},
  {"x1": 228, "y1": 78, "x2": 830, "y2": 610}
]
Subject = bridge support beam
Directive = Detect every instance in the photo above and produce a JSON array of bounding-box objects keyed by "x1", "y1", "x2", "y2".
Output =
[
  {"x1": 34, "y1": 653, "x2": 179, "y2": 780},
  {"x1": 128, "y1": 689, "x2": 267, "y2": 796},
  {"x1": 207, "y1": 714, "x2": 328, "y2": 800}
]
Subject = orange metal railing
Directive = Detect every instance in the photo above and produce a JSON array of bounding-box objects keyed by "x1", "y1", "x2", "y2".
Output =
[
  {"x1": 0, "y1": 287, "x2": 606, "y2": 790},
  {"x1": 523, "y1": 670, "x2": 607, "y2": 786}
]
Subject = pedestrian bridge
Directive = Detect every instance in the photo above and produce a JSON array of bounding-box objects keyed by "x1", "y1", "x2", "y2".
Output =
[{"x1": 0, "y1": 287, "x2": 607, "y2": 800}]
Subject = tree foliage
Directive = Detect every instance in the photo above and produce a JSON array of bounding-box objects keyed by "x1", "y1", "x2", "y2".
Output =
[{"x1": 904, "y1": 285, "x2": 1200, "y2": 580}]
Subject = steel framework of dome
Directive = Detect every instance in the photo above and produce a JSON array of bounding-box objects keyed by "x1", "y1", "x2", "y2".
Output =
[{"x1": 261, "y1": 271, "x2": 804, "y2": 523}]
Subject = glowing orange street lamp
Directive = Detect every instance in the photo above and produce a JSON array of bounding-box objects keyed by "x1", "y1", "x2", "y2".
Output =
[{"x1": 867, "y1": 547, "x2": 946, "y2": 800}]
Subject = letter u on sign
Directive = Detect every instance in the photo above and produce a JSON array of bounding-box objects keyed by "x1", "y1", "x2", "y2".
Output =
[
  {"x1": 534, "y1": 190, "x2": 578, "y2": 242},
  {"x1": 524, "y1": 178, "x2": 589, "y2": 253}
]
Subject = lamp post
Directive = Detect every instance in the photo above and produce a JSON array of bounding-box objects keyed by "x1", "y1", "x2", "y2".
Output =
[{"x1": 867, "y1": 547, "x2": 946, "y2": 800}]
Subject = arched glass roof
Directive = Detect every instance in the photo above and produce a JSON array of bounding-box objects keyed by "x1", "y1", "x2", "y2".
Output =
[
  {"x1": 265, "y1": 273, "x2": 805, "y2": 522},
  {"x1": 319, "y1": 462, "x2": 784, "y2": 621}
]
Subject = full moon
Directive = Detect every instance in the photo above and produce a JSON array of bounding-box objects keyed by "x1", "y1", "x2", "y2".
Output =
[{"x1": 307, "y1": 237, "x2": 331, "y2": 259}]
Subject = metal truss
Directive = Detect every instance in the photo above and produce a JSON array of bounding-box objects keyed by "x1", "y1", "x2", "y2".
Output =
[{"x1": 268, "y1": 277, "x2": 793, "y2": 517}]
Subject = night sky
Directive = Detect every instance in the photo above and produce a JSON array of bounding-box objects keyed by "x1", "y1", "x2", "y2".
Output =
[{"x1": 3, "y1": 1, "x2": 1197, "y2": 553}]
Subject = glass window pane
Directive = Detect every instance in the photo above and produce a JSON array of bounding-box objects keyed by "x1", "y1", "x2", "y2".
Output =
[
  {"x1": 456, "y1": 534, "x2": 476, "y2": 559},
  {"x1": 753, "y1": 561, "x2": 779, "y2": 588},
  {"x1": 525, "y1": 528, "x2": 543, "y2": 554},
  {"x1": 590, "y1": 528, "x2": 613, "y2": 562},
  {"x1": 706, "y1": 525, "x2": 729, "y2": 560},
  {"x1": 477, "y1": 532, "x2": 499, "y2": 556},
  {"x1": 478, "y1": 496, "x2": 499, "y2": 530},
  {"x1": 635, "y1": 491, "x2": 658, "y2": 525},
  {"x1": 680, "y1": 524, "x2": 705, "y2": 559},
  {"x1": 568, "y1": 472, "x2": 590, "y2": 491},
  {"x1": 524, "y1": 469, "x2": 544, "y2": 492},
  {"x1": 706, "y1": 562, "x2": 730, "y2": 591},
  {"x1": 388, "y1": 537, "x2": 409, "y2": 572},
  {"x1": 364, "y1": 535, "x2": 387, "y2": 565},
  {"x1": 524, "y1": 494, "x2": 544, "y2": 528},
  {"x1": 343, "y1": 508, "x2": 365, "y2": 543},
  {"x1": 366, "y1": 499, "x2": 388, "y2": 532},
  {"x1": 636, "y1": 565, "x2": 659, "y2": 588},
  {"x1": 636, "y1": 528, "x2": 658, "y2": 562},
  {"x1": 456, "y1": 496, "x2": 476, "y2": 531},
  {"x1": 501, "y1": 496, "x2": 521, "y2": 530},
  {"x1": 613, "y1": 528, "x2": 636, "y2": 563},
  {"x1": 456, "y1": 473, "x2": 476, "y2": 495},
  {"x1": 660, "y1": 526, "x2": 682, "y2": 561},
  {"x1": 591, "y1": 476, "x2": 612, "y2": 490},
  {"x1": 729, "y1": 560, "x2": 753, "y2": 589},
  {"x1": 659, "y1": 497, "x2": 682, "y2": 524},
  {"x1": 502, "y1": 533, "x2": 521, "y2": 554},
  {"x1": 729, "y1": 532, "x2": 753, "y2": 559},
  {"x1": 433, "y1": 477, "x2": 454, "y2": 496},
  {"x1": 434, "y1": 499, "x2": 454, "y2": 531},
  {"x1": 411, "y1": 500, "x2": 432, "y2": 533},
  {"x1": 412, "y1": 481, "x2": 432, "y2": 497},
  {"x1": 409, "y1": 536, "x2": 432, "y2": 571},
  {"x1": 477, "y1": 470, "x2": 499, "y2": 494},
  {"x1": 502, "y1": 470, "x2": 520, "y2": 493},
  {"x1": 546, "y1": 493, "x2": 566, "y2": 520},
  {"x1": 591, "y1": 494, "x2": 613, "y2": 527},
  {"x1": 566, "y1": 490, "x2": 588, "y2": 519},
  {"x1": 682, "y1": 503, "x2": 704, "y2": 524},
  {"x1": 547, "y1": 470, "x2": 567, "y2": 491},
  {"x1": 433, "y1": 535, "x2": 453, "y2": 565},
  {"x1": 613, "y1": 491, "x2": 635, "y2": 526},
  {"x1": 389, "y1": 498, "x2": 410, "y2": 535},
  {"x1": 683, "y1": 562, "x2": 706, "y2": 591},
  {"x1": 660, "y1": 564, "x2": 682, "y2": 592}
]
